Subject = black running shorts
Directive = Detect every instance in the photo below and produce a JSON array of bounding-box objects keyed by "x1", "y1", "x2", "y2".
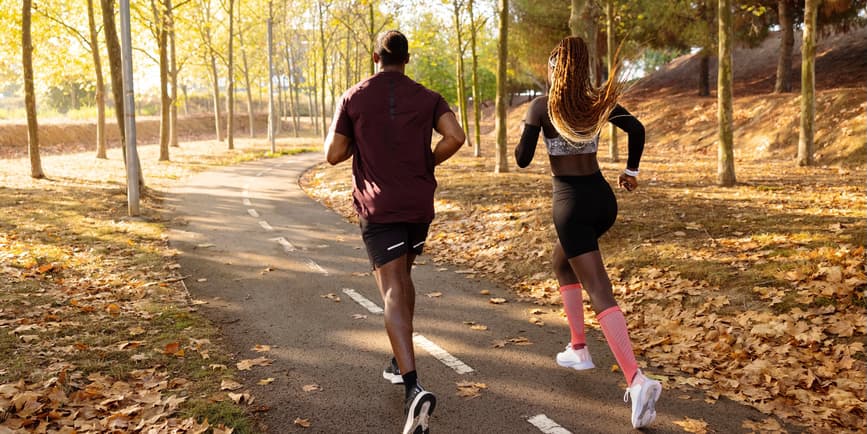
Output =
[
  {"x1": 552, "y1": 171, "x2": 618, "y2": 258},
  {"x1": 359, "y1": 218, "x2": 431, "y2": 268}
]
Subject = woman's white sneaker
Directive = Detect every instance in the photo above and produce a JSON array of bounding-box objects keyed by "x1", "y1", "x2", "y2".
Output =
[
  {"x1": 555, "y1": 344, "x2": 595, "y2": 370},
  {"x1": 624, "y1": 370, "x2": 662, "y2": 429}
]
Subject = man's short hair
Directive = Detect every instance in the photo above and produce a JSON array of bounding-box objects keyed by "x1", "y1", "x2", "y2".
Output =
[{"x1": 375, "y1": 30, "x2": 409, "y2": 66}]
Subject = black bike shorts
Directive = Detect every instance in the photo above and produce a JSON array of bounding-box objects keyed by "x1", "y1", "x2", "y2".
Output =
[
  {"x1": 359, "y1": 218, "x2": 431, "y2": 268},
  {"x1": 552, "y1": 171, "x2": 618, "y2": 258}
]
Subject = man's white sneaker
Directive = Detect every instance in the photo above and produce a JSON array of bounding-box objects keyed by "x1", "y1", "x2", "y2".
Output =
[
  {"x1": 624, "y1": 371, "x2": 662, "y2": 429},
  {"x1": 555, "y1": 344, "x2": 595, "y2": 370}
]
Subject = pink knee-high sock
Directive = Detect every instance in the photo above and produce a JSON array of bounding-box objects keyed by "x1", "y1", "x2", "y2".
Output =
[
  {"x1": 559, "y1": 283, "x2": 586, "y2": 349},
  {"x1": 597, "y1": 306, "x2": 639, "y2": 386}
]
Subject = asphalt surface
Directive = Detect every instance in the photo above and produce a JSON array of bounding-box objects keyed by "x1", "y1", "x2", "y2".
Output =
[{"x1": 166, "y1": 152, "x2": 785, "y2": 434}]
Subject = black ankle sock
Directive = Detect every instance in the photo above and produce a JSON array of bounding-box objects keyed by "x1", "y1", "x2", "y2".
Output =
[{"x1": 402, "y1": 370, "x2": 418, "y2": 398}]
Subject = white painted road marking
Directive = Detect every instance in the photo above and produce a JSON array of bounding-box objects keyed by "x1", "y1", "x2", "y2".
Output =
[
  {"x1": 305, "y1": 258, "x2": 328, "y2": 275},
  {"x1": 341, "y1": 287, "x2": 475, "y2": 375},
  {"x1": 242, "y1": 198, "x2": 252, "y2": 206},
  {"x1": 272, "y1": 237, "x2": 296, "y2": 253},
  {"x1": 259, "y1": 221, "x2": 274, "y2": 231},
  {"x1": 527, "y1": 415, "x2": 572, "y2": 434},
  {"x1": 342, "y1": 288, "x2": 384, "y2": 314},
  {"x1": 248, "y1": 209, "x2": 260, "y2": 218},
  {"x1": 413, "y1": 334, "x2": 475, "y2": 375}
]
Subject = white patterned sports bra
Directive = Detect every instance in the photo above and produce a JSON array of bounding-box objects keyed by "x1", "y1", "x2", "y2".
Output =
[{"x1": 543, "y1": 134, "x2": 599, "y2": 156}]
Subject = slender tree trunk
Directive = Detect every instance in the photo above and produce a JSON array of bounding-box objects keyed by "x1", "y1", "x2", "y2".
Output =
[
  {"x1": 23, "y1": 0, "x2": 44, "y2": 178},
  {"x1": 698, "y1": 50, "x2": 711, "y2": 96},
  {"x1": 468, "y1": 0, "x2": 482, "y2": 157},
  {"x1": 606, "y1": 0, "x2": 618, "y2": 162},
  {"x1": 453, "y1": 1, "x2": 470, "y2": 148},
  {"x1": 87, "y1": 0, "x2": 108, "y2": 159},
  {"x1": 168, "y1": 0, "x2": 179, "y2": 147},
  {"x1": 318, "y1": 1, "x2": 328, "y2": 140},
  {"x1": 101, "y1": 0, "x2": 126, "y2": 156},
  {"x1": 494, "y1": 0, "x2": 509, "y2": 173},
  {"x1": 798, "y1": 0, "x2": 818, "y2": 166},
  {"x1": 774, "y1": 0, "x2": 794, "y2": 93},
  {"x1": 368, "y1": 2, "x2": 375, "y2": 75},
  {"x1": 283, "y1": 41, "x2": 299, "y2": 136},
  {"x1": 226, "y1": 0, "x2": 235, "y2": 149},
  {"x1": 153, "y1": 0, "x2": 170, "y2": 161},
  {"x1": 717, "y1": 0, "x2": 736, "y2": 186},
  {"x1": 209, "y1": 52, "x2": 223, "y2": 141},
  {"x1": 238, "y1": 23, "x2": 256, "y2": 138}
]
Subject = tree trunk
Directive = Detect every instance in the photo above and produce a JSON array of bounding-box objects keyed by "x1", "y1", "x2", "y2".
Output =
[
  {"x1": 318, "y1": 1, "x2": 328, "y2": 140},
  {"x1": 774, "y1": 0, "x2": 794, "y2": 93},
  {"x1": 468, "y1": 0, "x2": 481, "y2": 157},
  {"x1": 606, "y1": 0, "x2": 618, "y2": 162},
  {"x1": 283, "y1": 41, "x2": 299, "y2": 137},
  {"x1": 699, "y1": 50, "x2": 711, "y2": 96},
  {"x1": 717, "y1": 0, "x2": 736, "y2": 186},
  {"x1": 453, "y1": 1, "x2": 470, "y2": 149},
  {"x1": 238, "y1": 22, "x2": 256, "y2": 138},
  {"x1": 87, "y1": 0, "x2": 108, "y2": 159},
  {"x1": 209, "y1": 51, "x2": 223, "y2": 141},
  {"x1": 494, "y1": 0, "x2": 509, "y2": 173},
  {"x1": 226, "y1": 0, "x2": 235, "y2": 149},
  {"x1": 23, "y1": 0, "x2": 44, "y2": 179},
  {"x1": 101, "y1": 0, "x2": 126, "y2": 156},
  {"x1": 798, "y1": 0, "x2": 818, "y2": 166},
  {"x1": 168, "y1": 0, "x2": 179, "y2": 147},
  {"x1": 368, "y1": 2, "x2": 375, "y2": 75},
  {"x1": 153, "y1": 0, "x2": 170, "y2": 161}
]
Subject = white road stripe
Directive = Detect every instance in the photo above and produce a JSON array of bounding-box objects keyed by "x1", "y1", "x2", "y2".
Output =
[
  {"x1": 341, "y1": 288, "x2": 474, "y2": 375},
  {"x1": 242, "y1": 198, "x2": 252, "y2": 206},
  {"x1": 527, "y1": 415, "x2": 572, "y2": 434},
  {"x1": 305, "y1": 258, "x2": 328, "y2": 275},
  {"x1": 342, "y1": 288, "x2": 384, "y2": 314},
  {"x1": 412, "y1": 334, "x2": 474, "y2": 375},
  {"x1": 248, "y1": 209, "x2": 260, "y2": 218},
  {"x1": 259, "y1": 221, "x2": 274, "y2": 231},
  {"x1": 272, "y1": 237, "x2": 296, "y2": 252}
]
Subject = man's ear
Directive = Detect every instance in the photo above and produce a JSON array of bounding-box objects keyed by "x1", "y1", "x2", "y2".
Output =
[
  {"x1": 404, "y1": 53, "x2": 410, "y2": 65},
  {"x1": 372, "y1": 52, "x2": 381, "y2": 65}
]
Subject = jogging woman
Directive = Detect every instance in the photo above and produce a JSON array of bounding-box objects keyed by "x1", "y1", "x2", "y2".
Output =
[{"x1": 514, "y1": 36, "x2": 662, "y2": 429}]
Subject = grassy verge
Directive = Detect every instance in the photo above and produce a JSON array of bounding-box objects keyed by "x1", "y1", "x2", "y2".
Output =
[
  {"x1": 302, "y1": 149, "x2": 866, "y2": 432},
  {"x1": 0, "y1": 137, "x2": 317, "y2": 432}
]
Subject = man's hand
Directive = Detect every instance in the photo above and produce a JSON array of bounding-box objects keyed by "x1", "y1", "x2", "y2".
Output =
[{"x1": 618, "y1": 173, "x2": 638, "y2": 192}]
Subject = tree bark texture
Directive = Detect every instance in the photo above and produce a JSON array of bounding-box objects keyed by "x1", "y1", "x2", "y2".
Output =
[
  {"x1": 798, "y1": 0, "x2": 818, "y2": 166},
  {"x1": 238, "y1": 22, "x2": 256, "y2": 138},
  {"x1": 23, "y1": 0, "x2": 45, "y2": 178},
  {"x1": 494, "y1": 0, "x2": 509, "y2": 173},
  {"x1": 101, "y1": 0, "x2": 126, "y2": 151},
  {"x1": 153, "y1": 0, "x2": 170, "y2": 161},
  {"x1": 468, "y1": 0, "x2": 481, "y2": 157},
  {"x1": 717, "y1": 0, "x2": 736, "y2": 186},
  {"x1": 774, "y1": 0, "x2": 794, "y2": 93},
  {"x1": 87, "y1": 0, "x2": 108, "y2": 159},
  {"x1": 168, "y1": 0, "x2": 179, "y2": 147},
  {"x1": 606, "y1": 0, "x2": 618, "y2": 162},
  {"x1": 226, "y1": 0, "x2": 235, "y2": 149}
]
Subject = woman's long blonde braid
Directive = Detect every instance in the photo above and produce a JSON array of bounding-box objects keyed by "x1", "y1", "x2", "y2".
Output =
[{"x1": 547, "y1": 36, "x2": 624, "y2": 144}]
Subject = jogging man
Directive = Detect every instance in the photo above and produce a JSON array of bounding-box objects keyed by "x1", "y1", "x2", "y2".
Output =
[{"x1": 324, "y1": 30, "x2": 465, "y2": 434}]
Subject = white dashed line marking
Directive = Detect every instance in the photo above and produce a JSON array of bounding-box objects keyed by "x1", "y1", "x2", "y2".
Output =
[
  {"x1": 242, "y1": 198, "x2": 252, "y2": 206},
  {"x1": 527, "y1": 415, "x2": 571, "y2": 434},
  {"x1": 272, "y1": 237, "x2": 296, "y2": 253},
  {"x1": 304, "y1": 258, "x2": 328, "y2": 275},
  {"x1": 342, "y1": 288, "x2": 384, "y2": 314},
  {"x1": 413, "y1": 334, "x2": 474, "y2": 375},
  {"x1": 340, "y1": 288, "x2": 474, "y2": 374},
  {"x1": 259, "y1": 221, "x2": 274, "y2": 231},
  {"x1": 248, "y1": 209, "x2": 260, "y2": 218}
]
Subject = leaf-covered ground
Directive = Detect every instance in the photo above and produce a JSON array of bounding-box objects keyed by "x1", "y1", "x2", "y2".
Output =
[
  {"x1": 302, "y1": 141, "x2": 866, "y2": 432},
  {"x1": 0, "y1": 138, "x2": 313, "y2": 433}
]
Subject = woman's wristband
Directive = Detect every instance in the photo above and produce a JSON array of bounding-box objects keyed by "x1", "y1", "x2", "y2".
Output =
[{"x1": 623, "y1": 168, "x2": 639, "y2": 177}]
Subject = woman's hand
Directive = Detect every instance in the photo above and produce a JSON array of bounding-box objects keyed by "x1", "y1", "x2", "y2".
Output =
[{"x1": 618, "y1": 173, "x2": 638, "y2": 192}]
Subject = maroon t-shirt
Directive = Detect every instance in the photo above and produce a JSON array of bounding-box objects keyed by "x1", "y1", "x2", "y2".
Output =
[{"x1": 333, "y1": 71, "x2": 452, "y2": 224}]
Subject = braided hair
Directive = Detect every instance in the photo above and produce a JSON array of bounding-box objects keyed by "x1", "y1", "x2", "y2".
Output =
[{"x1": 547, "y1": 36, "x2": 624, "y2": 144}]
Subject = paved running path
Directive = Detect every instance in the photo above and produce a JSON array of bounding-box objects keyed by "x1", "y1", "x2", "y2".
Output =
[{"x1": 166, "y1": 152, "x2": 785, "y2": 433}]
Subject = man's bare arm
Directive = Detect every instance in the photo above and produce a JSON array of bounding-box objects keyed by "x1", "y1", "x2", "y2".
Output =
[
  {"x1": 325, "y1": 129, "x2": 353, "y2": 165},
  {"x1": 432, "y1": 112, "x2": 465, "y2": 166}
]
